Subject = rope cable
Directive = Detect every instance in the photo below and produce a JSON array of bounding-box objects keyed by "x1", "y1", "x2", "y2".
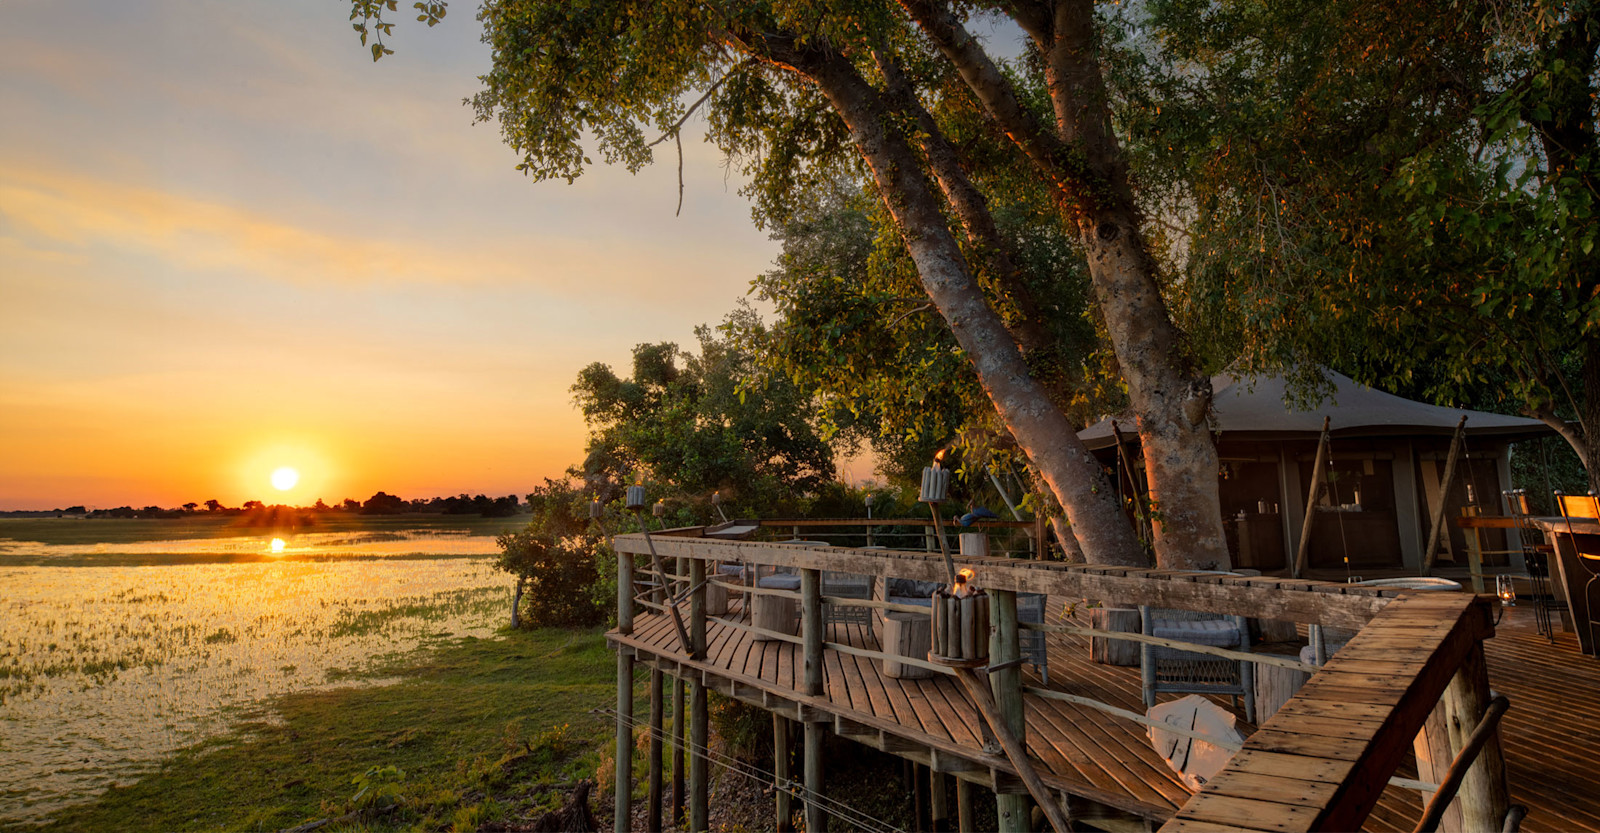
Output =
[{"x1": 596, "y1": 708, "x2": 905, "y2": 833}]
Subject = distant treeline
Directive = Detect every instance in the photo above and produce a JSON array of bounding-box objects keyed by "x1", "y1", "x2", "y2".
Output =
[{"x1": 2, "y1": 492, "x2": 526, "y2": 519}]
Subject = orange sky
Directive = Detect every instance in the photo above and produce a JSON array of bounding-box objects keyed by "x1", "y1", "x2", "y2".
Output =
[{"x1": 0, "y1": 1, "x2": 778, "y2": 509}]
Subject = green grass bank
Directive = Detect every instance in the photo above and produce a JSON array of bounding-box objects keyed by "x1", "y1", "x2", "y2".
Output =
[{"x1": 10, "y1": 627, "x2": 615, "y2": 833}]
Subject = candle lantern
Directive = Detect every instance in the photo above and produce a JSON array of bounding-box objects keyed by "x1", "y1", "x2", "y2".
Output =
[
  {"x1": 652, "y1": 500, "x2": 667, "y2": 518},
  {"x1": 589, "y1": 499, "x2": 602, "y2": 520},
  {"x1": 625, "y1": 485, "x2": 647, "y2": 511},
  {"x1": 1496, "y1": 573, "x2": 1516, "y2": 606},
  {"x1": 930, "y1": 568, "x2": 990, "y2": 665}
]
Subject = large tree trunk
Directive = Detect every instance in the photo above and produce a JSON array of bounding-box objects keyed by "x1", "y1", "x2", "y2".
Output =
[
  {"x1": 902, "y1": 0, "x2": 1230, "y2": 569},
  {"x1": 750, "y1": 32, "x2": 1148, "y2": 567}
]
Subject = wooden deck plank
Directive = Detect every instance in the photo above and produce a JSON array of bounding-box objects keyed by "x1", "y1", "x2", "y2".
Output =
[{"x1": 612, "y1": 595, "x2": 1600, "y2": 833}]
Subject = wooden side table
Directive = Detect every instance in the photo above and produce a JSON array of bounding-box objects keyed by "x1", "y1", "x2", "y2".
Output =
[{"x1": 882, "y1": 610, "x2": 935, "y2": 679}]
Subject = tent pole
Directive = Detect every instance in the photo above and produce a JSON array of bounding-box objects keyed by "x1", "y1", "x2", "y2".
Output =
[
  {"x1": 1293, "y1": 417, "x2": 1332, "y2": 578},
  {"x1": 1422, "y1": 415, "x2": 1469, "y2": 576}
]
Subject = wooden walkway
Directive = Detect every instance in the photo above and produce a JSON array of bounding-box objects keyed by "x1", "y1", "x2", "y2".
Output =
[{"x1": 615, "y1": 598, "x2": 1600, "y2": 832}]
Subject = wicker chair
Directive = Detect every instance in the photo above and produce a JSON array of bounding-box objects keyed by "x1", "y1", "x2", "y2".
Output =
[
  {"x1": 822, "y1": 571, "x2": 873, "y2": 625},
  {"x1": 1139, "y1": 607, "x2": 1255, "y2": 723}
]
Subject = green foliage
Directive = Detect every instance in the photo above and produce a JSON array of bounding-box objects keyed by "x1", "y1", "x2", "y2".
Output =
[
  {"x1": 1118, "y1": 0, "x2": 1599, "y2": 482},
  {"x1": 728, "y1": 180, "x2": 1111, "y2": 491},
  {"x1": 571, "y1": 326, "x2": 836, "y2": 516},
  {"x1": 708, "y1": 692, "x2": 771, "y2": 763},
  {"x1": 350, "y1": 764, "x2": 406, "y2": 811},
  {"x1": 494, "y1": 530, "x2": 604, "y2": 628}
]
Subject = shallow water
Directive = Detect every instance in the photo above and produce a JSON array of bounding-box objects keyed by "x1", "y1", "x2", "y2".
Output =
[
  {"x1": 0, "y1": 528, "x2": 498, "y2": 560},
  {"x1": 0, "y1": 532, "x2": 510, "y2": 825}
]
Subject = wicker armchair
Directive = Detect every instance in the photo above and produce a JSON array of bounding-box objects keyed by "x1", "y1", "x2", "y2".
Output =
[
  {"x1": 822, "y1": 571, "x2": 873, "y2": 625},
  {"x1": 1139, "y1": 607, "x2": 1255, "y2": 723}
]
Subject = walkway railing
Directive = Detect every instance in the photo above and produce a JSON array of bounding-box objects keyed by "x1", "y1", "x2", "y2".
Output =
[{"x1": 606, "y1": 520, "x2": 1512, "y2": 833}]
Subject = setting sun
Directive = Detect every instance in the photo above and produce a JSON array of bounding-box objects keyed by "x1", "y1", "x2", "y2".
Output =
[{"x1": 270, "y1": 467, "x2": 299, "y2": 491}]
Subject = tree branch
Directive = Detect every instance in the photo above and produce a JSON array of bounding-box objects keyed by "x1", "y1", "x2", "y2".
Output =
[{"x1": 896, "y1": 0, "x2": 1107, "y2": 217}]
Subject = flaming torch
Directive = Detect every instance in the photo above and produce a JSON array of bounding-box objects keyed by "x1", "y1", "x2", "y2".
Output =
[
  {"x1": 921, "y1": 450, "x2": 958, "y2": 586},
  {"x1": 931, "y1": 567, "x2": 990, "y2": 665}
]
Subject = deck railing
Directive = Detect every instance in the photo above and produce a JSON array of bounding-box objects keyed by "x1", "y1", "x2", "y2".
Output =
[{"x1": 607, "y1": 520, "x2": 1512, "y2": 833}]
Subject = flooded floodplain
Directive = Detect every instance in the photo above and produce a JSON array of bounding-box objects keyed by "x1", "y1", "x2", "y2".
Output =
[{"x1": 0, "y1": 523, "x2": 513, "y2": 825}]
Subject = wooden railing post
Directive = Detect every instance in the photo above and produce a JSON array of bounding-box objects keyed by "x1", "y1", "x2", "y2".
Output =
[
  {"x1": 614, "y1": 551, "x2": 634, "y2": 833},
  {"x1": 1414, "y1": 641, "x2": 1510, "y2": 832},
  {"x1": 990, "y1": 588, "x2": 1030, "y2": 833},
  {"x1": 801, "y1": 567, "x2": 828, "y2": 833},
  {"x1": 689, "y1": 556, "x2": 709, "y2": 832}
]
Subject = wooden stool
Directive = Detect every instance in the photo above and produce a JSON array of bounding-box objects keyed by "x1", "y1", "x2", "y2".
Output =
[
  {"x1": 1090, "y1": 607, "x2": 1141, "y2": 666},
  {"x1": 1254, "y1": 642, "x2": 1311, "y2": 721},
  {"x1": 753, "y1": 574, "x2": 800, "y2": 641},
  {"x1": 882, "y1": 610, "x2": 934, "y2": 679}
]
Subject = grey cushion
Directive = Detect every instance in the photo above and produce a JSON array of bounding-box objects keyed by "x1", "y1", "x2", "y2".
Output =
[
  {"x1": 758, "y1": 574, "x2": 802, "y2": 591},
  {"x1": 1299, "y1": 642, "x2": 1348, "y2": 666},
  {"x1": 1150, "y1": 618, "x2": 1241, "y2": 648},
  {"x1": 888, "y1": 578, "x2": 941, "y2": 598}
]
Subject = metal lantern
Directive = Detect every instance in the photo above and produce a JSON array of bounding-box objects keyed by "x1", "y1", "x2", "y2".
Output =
[
  {"x1": 652, "y1": 500, "x2": 667, "y2": 518},
  {"x1": 589, "y1": 499, "x2": 602, "y2": 520},
  {"x1": 625, "y1": 485, "x2": 647, "y2": 511},
  {"x1": 1496, "y1": 573, "x2": 1516, "y2": 606}
]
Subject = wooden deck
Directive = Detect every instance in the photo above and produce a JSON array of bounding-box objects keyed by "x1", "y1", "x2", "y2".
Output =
[{"x1": 614, "y1": 598, "x2": 1600, "y2": 832}]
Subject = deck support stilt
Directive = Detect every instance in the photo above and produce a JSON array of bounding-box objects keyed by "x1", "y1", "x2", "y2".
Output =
[
  {"x1": 804, "y1": 720, "x2": 826, "y2": 833},
  {"x1": 689, "y1": 556, "x2": 709, "y2": 833},
  {"x1": 801, "y1": 568, "x2": 828, "y2": 833},
  {"x1": 614, "y1": 552, "x2": 634, "y2": 833},
  {"x1": 956, "y1": 778, "x2": 974, "y2": 833},
  {"x1": 913, "y1": 763, "x2": 929, "y2": 833},
  {"x1": 930, "y1": 769, "x2": 949, "y2": 832},
  {"x1": 774, "y1": 714, "x2": 793, "y2": 832},
  {"x1": 647, "y1": 667, "x2": 663, "y2": 833},
  {"x1": 646, "y1": 555, "x2": 665, "y2": 833},
  {"x1": 987, "y1": 588, "x2": 1045, "y2": 833},
  {"x1": 672, "y1": 675, "x2": 685, "y2": 824},
  {"x1": 1413, "y1": 643, "x2": 1510, "y2": 832}
]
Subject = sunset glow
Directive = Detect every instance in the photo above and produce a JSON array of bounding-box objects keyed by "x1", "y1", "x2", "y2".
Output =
[
  {"x1": 270, "y1": 467, "x2": 300, "y2": 491},
  {"x1": 269, "y1": 538, "x2": 286, "y2": 554},
  {"x1": 0, "y1": 0, "x2": 776, "y2": 512}
]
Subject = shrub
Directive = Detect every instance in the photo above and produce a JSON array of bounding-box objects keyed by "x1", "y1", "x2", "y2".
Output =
[{"x1": 495, "y1": 532, "x2": 606, "y2": 628}]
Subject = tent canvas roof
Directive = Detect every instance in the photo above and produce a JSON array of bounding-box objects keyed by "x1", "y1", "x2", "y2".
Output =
[{"x1": 1078, "y1": 368, "x2": 1551, "y2": 450}]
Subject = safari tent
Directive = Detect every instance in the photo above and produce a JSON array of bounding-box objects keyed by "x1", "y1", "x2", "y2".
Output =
[{"x1": 1078, "y1": 369, "x2": 1552, "y2": 573}]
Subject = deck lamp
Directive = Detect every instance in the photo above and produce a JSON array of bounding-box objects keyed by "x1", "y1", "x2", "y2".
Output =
[{"x1": 1496, "y1": 574, "x2": 1516, "y2": 607}]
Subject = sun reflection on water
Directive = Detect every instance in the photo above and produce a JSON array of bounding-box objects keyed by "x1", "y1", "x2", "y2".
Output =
[{"x1": 269, "y1": 537, "x2": 286, "y2": 554}]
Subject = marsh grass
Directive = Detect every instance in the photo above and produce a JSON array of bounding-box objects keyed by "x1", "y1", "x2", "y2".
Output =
[
  {"x1": 7, "y1": 628, "x2": 616, "y2": 833},
  {"x1": 0, "y1": 556, "x2": 512, "y2": 825}
]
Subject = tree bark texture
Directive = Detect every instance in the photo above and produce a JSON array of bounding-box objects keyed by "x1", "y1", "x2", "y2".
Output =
[
  {"x1": 901, "y1": 0, "x2": 1230, "y2": 569},
  {"x1": 748, "y1": 31, "x2": 1148, "y2": 567}
]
